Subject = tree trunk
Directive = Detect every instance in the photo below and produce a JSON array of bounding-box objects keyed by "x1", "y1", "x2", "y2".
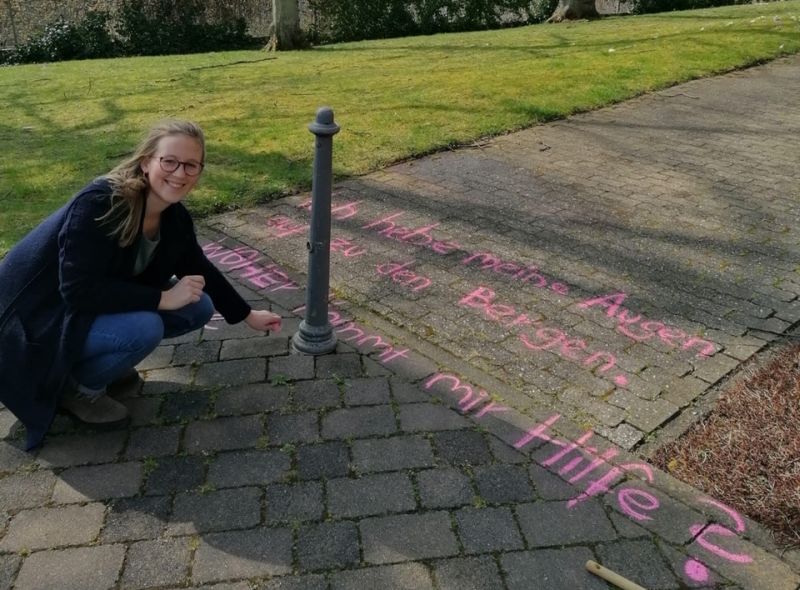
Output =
[
  {"x1": 270, "y1": 0, "x2": 303, "y2": 50},
  {"x1": 547, "y1": 0, "x2": 599, "y2": 22}
]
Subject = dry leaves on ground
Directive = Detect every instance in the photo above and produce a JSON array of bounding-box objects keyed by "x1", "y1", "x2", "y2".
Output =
[{"x1": 652, "y1": 345, "x2": 800, "y2": 548}]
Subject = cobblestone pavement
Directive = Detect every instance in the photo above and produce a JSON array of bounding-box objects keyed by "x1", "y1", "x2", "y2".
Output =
[{"x1": 2, "y1": 57, "x2": 800, "y2": 589}]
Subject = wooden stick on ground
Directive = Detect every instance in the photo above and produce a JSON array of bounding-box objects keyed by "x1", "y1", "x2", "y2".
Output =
[{"x1": 586, "y1": 560, "x2": 648, "y2": 590}]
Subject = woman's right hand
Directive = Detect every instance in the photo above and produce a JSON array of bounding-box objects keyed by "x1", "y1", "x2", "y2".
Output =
[{"x1": 159, "y1": 275, "x2": 206, "y2": 310}]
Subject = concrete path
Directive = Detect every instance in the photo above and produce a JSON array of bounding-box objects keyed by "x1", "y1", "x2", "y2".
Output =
[{"x1": 2, "y1": 56, "x2": 800, "y2": 589}]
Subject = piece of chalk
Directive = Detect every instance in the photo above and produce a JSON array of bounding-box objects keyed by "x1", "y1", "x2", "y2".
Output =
[{"x1": 586, "y1": 560, "x2": 648, "y2": 590}]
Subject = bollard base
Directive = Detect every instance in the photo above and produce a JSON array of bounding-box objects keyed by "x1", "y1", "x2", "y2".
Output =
[{"x1": 292, "y1": 321, "x2": 337, "y2": 355}]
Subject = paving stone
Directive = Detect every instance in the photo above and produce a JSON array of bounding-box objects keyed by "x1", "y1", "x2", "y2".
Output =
[
  {"x1": 608, "y1": 511, "x2": 651, "y2": 539},
  {"x1": 661, "y1": 376, "x2": 709, "y2": 407},
  {"x1": 605, "y1": 481, "x2": 703, "y2": 545},
  {"x1": 292, "y1": 380, "x2": 342, "y2": 409},
  {"x1": 200, "y1": 320, "x2": 262, "y2": 341},
  {"x1": 343, "y1": 377, "x2": 392, "y2": 405},
  {"x1": 207, "y1": 449, "x2": 290, "y2": 487},
  {"x1": 260, "y1": 574, "x2": 329, "y2": 590},
  {"x1": 360, "y1": 512, "x2": 460, "y2": 564},
  {"x1": 220, "y1": 336, "x2": 289, "y2": 360},
  {"x1": 121, "y1": 537, "x2": 191, "y2": 590},
  {"x1": 265, "y1": 481, "x2": 324, "y2": 523},
  {"x1": 269, "y1": 355, "x2": 315, "y2": 381},
  {"x1": 515, "y1": 499, "x2": 617, "y2": 547},
  {"x1": 379, "y1": 350, "x2": 439, "y2": 382},
  {"x1": 351, "y1": 435, "x2": 435, "y2": 472},
  {"x1": 0, "y1": 503, "x2": 105, "y2": 551},
  {"x1": 0, "y1": 440, "x2": 33, "y2": 474},
  {"x1": 297, "y1": 521, "x2": 360, "y2": 571},
  {"x1": 501, "y1": 547, "x2": 608, "y2": 590},
  {"x1": 173, "y1": 340, "x2": 221, "y2": 365},
  {"x1": 161, "y1": 391, "x2": 213, "y2": 422},
  {"x1": 0, "y1": 554, "x2": 19, "y2": 590},
  {"x1": 595, "y1": 422, "x2": 645, "y2": 450},
  {"x1": 297, "y1": 441, "x2": 350, "y2": 480},
  {"x1": 528, "y1": 463, "x2": 581, "y2": 501},
  {"x1": 328, "y1": 472, "x2": 416, "y2": 518},
  {"x1": 101, "y1": 496, "x2": 171, "y2": 542},
  {"x1": 191, "y1": 527, "x2": 293, "y2": 584},
  {"x1": 0, "y1": 411, "x2": 20, "y2": 440},
  {"x1": 487, "y1": 436, "x2": 530, "y2": 464},
  {"x1": 142, "y1": 365, "x2": 194, "y2": 395},
  {"x1": 168, "y1": 487, "x2": 262, "y2": 535},
  {"x1": 433, "y1": 430, "x2": 493, "y2": 467},
  {"x1": 37, "y1": 431, "x2": 126, "y2": 468},
  {"x1": 330, "y1": 563, "x2": 434, "y2": 590},
  {"x1": 145, "y1": 455, "x2": 206, "y2": 495},
  {"x1": 13, "y1": 544, "x2": 125, "y2": 590},
  {"x1": 363, "y1": 356, "x2": 394, "y2": 376},
  {"x1": 125, "y1": 425, "x2": 182, "y2": 459},
  {"x1": 687, "y1": 528, "x2": 800, "y2": 590},
  {"x1": 183, "y1": 415, "x2": 263, "y2": 453},
  {"x1": 215, "y1": 383, "x2": 290, "y2": 416},
  {"x1": 608, "y1": 391, "x2": 679, "y2": 432},
  {"x1": 596, "y1": 539, "x2": 681, "y2": 590},
  {"x1": 473, "y1": 464, "x2": 534, "y2": 504},
  {"x1": 655, "y1": 540, "x2": 728, "y2": 589},
  {"x1": 316, "y1": 353, "x2": 363, "y2": 379},
  {"x1": 267, "y1": 411, "x2": 320, "y2": 445},
  {"x1": 690, "y1": 353, "x2": 741, "y2": 384},
  {"x1": 52, "y1": 462, "x2": 143, "y2": 503},
  {"x1": 433, "y1": 556, "x2": 505, "y2": 590},
  {"x1": 0, "y1": 469, "x2": 56, "y2": 511},
  {"x1": 391, "y1": 379, "x2": 431, "y2": 403},
  {"x1": 124, "y1": 396, "x2": 162, "y2": 427},
  {"x1": 136, "y1": 345, "x2": 174, "y2": 370},
  {"x1": 398, "y1": 403, "x2": 470, "y2": 432},
  {"x1": 455, "y1": 507, "x2": 524, "y2": 554},
  {"x1": 195, "y1": 358, "x2": 267, "y2": 387},
  {"x1": 417, "y1": 467, "x2": 474, "y2": 509},
  {"x1": 322, "y1": 406, "x2": 397, "y2": 439}
]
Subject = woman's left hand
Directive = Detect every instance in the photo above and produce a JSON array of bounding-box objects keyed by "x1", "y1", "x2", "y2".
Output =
[{"x1": 245, "y1": 310, "x2": 282, "y2": 333}]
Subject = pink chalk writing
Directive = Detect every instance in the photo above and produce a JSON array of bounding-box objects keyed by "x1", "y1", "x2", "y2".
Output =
[
  {"x1": 578, "y1": 292, "x2": 718, "y2": 357},
  {"x1": 462, "y1": 252, "x2": 569, "y2": 295},
  {"x1": 460, "y1": 286, "x2": 628, "y2": 387},
  {"x1": 512, "y1": 413, "x2": 658, "y2": 515},
  {"x1": 423, "y1": 371, "x2": 753, "y2": 580},
  {"x1": 266, "y1": 215, "x2": 308, "y2": 238},
  {"x1": 682, "y1": 498, "x2": 753, "y2": 583},
  {"x1": 376, "y1": 261, "x2": 432, "y2": 292},
  {"x1": 291, "y1": 304, "x2": 409, "y2": 364},
  {"x1": 331, "y1": 237, "x2": 366, "y2": 259},
  {"x1": 684, "y1": 559, "x2": 710, "y2": 584},
  {"x1": 362, "y1": 212, "x2": 461, "y2": 255},
  {"x1": 424, "y1": 374, "x2": 510, "y2": 418},
  {"x1": 297, "y1": 198, "x2": 362, "y2": 220},
  {"x1": 202, "y1": 242, "x2": 299, "y2": 293}
]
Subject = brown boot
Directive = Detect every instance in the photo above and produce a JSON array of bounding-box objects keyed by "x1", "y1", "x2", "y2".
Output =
[
  {"x1": 59, "y1": 387, "x2": 129, "y2": 426},
  {"x1": 107, "y1": 368, "x2": 143, "y2": 399}
]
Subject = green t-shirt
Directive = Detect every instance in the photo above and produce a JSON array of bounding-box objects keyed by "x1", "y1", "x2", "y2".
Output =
[{"x1": 133, "y1": 231, "x2": 160, "y2": 276}]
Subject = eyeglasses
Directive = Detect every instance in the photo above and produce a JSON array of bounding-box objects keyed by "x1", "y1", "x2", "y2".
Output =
[{"x1": 158, "y1": 157, "x2": 204, "y2": 177}]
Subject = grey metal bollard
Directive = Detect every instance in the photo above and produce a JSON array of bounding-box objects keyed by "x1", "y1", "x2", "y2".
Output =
[{"x1": 292, "y1": 107, "x2": 340, "y2": 355}]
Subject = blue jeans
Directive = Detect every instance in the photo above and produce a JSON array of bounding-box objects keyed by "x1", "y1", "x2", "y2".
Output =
[{"x1": 71, "y1": 294, "x2": 214, "y2": 391}]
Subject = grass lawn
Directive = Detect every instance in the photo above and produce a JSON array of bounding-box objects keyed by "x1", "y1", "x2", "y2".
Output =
[{"x1": 1, "y1": 2, "x2": 799, "y2": 257}]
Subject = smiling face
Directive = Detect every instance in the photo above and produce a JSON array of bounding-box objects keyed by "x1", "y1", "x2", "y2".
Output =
[{"x1": 141, "y1": 134, "x2": 204, "y2": 213}]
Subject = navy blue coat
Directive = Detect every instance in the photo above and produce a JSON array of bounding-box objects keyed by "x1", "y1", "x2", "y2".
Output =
[{"x1": 0, "y1": 178, "x2": 251, "y2": 449}]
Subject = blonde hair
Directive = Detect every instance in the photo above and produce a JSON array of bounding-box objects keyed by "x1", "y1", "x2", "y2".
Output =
[{"x1": 100, "y1": 119, "x2": 205, "y2": 247}]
